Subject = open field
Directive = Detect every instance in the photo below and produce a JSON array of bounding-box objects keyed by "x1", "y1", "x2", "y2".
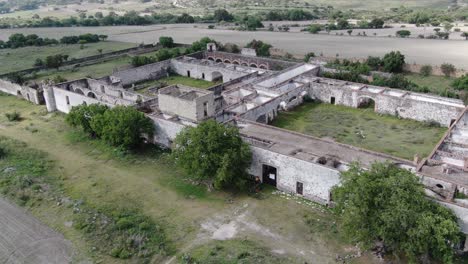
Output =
[
  {"x1": 405, "y1": 73, "x2": 456, "y2": 94},
  {"x1": 31, "y1": 56, "x2": 132, "y2": 82},
  {"x1": 1, "y1": 25, "x2": 467, "y2": 69},
  {"x1": 271, "y1": 102, "x2": 447, "y2": 160},
  {"x1": 0, "y1": 94, "x2": 377, "y2": 263},
  {"x1": 0, "y1": 41, "x2": 136, "y2": 75}
]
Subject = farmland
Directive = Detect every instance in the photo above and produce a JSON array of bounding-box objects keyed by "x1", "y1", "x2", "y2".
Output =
[
  {"x1": 1, "y1": 25, "x2": 467, "y2": 69},
  {"x1": 0, "y1": 41, "x2": 136, "y2": 75}
]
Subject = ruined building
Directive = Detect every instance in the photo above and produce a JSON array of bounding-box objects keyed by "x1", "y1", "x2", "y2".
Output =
[{"x1": 3, "y1": 44, "x2": 468, "y2": 242}]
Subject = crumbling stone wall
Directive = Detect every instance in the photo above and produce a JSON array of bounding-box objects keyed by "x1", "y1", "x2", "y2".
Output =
[
  {"x1": 111, "y1": 60, "x2": 171, "y2": 86},
  {"x1": 202, "y1": 51, "x2": 296, "y2": 71},
  {"x1": 0, "y1": 79, "x2": 42, "y2": 104},
  {"x1": 170, "y1": 59, "x2": 248, "y2": 82}
]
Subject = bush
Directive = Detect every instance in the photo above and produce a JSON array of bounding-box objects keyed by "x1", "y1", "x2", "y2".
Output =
[
  {"x1": 366, "y1": 56, "x2": 382, "y2": 71},
  {"x1": 441, "y1": 63, "x2": 456, "y2": 77},
  {"x1": 372, "y1": 74, "x2": 419, "y2": 91},
  {"x1": 158, "y1": 36, "x2": 174, "y2": 48},
  {"x1": 245, "y1": 39, "x2": 272, "y2": 57},
  {"x1": 382, "y1": 51, "x2": 405, "y2": 73},
  {"x1": 5, "y1": 111, "x2": 21, "y2": 121},
  {"x1": 420, "y1": 65, "x2": 433, "y2": 76},
  {"x1": 0, "y1": 146, "x2": 5, "y2": 159},
  {"x1": 396, "y1": 30, "x2": 411, "y2": 38},
  {"x1": 66, "y1": 104, "x2": 109, "y2": 136},
  {"x1": 172, "y1": 120, "x2": 252, "y2": 190},
  {"x1": 304, "y1": 52, "x2": 315, "y2": 62},
  {"x1": 452, "y1": 75, "x2": 468, "y2": 90}
]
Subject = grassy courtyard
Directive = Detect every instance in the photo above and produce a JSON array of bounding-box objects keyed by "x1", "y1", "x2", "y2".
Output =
[
  {"x1": 136, "y1": 75, "x2": 219, "y2": 94},
  {"x1": 271, "y1": 102, "x2": 446, "y2": 160},
  {"x1": 0, "y1": 41, "x2": 136, "y2": 75},
  {"x1": 0, "y1": 93, "x2": 370, "y2": 263},
  {"x1": 405, "y1": 73, "x2": 456, "y2": 95}
]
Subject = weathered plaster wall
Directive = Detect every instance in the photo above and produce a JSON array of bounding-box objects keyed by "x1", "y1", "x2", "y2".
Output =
[
  {"x1": 248, "y1": 145, "x2": 340, "y2": 204},
  {"x1": 47, "y1": 87, "x2": 108, "y2": 114},
  {"x1": 170, "y1": 60, "x2": 247, "y2": 82},
  {"x1": 111, "y1": 60, "x2": 171, "y2": 86},
  {"x1": 0, "y1": 79, "x2": 42, "y2": 104},
  {"x1": 148, "y1": 115, "x2": 191, "y2": 148}
]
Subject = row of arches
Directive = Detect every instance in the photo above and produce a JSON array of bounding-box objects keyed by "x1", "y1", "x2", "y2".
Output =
[{"x1": 206, "y1": 57, "x2": 268, "y2": 69}]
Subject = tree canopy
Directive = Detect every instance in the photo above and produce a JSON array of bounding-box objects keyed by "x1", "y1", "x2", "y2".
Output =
[
  {"x1": 332, "y1": 162, "x2": 461, "y2": 263},
  {"x1": 172, "y1": 120, "x2": 252, "y2": 190},
  {"x1": 66, "y1": 104, "x2": 154, "y2": 149},
  {"x1": 382, "y1": 51, "x2": 405, "y2": 73}
]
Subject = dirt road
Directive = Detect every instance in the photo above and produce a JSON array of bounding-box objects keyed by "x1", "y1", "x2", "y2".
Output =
[{"x1": 0, "y1": 197, "x2": 73, "y2": 264}]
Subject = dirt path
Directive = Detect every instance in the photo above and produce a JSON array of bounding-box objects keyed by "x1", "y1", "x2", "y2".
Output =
[{"x1": 0, "y1": 197, "x2": 73, "y2": 264}]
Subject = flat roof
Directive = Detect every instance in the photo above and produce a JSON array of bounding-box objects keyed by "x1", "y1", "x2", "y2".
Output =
[{"x1": 237, "y1": 119, "x2": 413, "y2": 168}]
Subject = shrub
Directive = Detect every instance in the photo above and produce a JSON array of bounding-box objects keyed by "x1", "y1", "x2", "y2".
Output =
[
  {"x1": 366, "y1": 56, "x2": 382, "y2": 71},
  {"x1": 245, "y1": 39, "x2": 272, "y2": 57},
  {"x1": 0, "y1": 146, "x2": 5, "y2": 159},
  {"x1": 158, "y1": 36, "x2": 174, "y2": 48},
  {"x1": 441, "y1": 63, "x2": 456, "y2": 77},
  {"x1": 396, "y1": 30, "x2": 411, "y2": 38},
  {"x1": 66, "y1": 104, "x2": 109, "y2": 137},
  {"x1": 420, "y1": 65, "x2": 433, "y2": 76},
  {"x1": 5, "y1": 111, "x2": 21, "y2": 121},
  {"x1": 382, "y1": 51, "x2": 405, "y2": 73},
  {"x1": 304, "y1": 52, "x2": 315, "y2": 62},
  {"x1": 452, "y1": 75, "x2": 468, "y2": 90}
]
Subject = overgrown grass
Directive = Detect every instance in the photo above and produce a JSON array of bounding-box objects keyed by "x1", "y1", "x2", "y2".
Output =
[
  {"x1": 0, "y1": 42, "x2": 136, "y2": 75},
  {"x1": 0, "y1": 136, "x2": 53, "y2": 206},
  {"x1": 180, "y1": 239, "x2": 294, "y2": 264},
  {"x1": 405, "y1": 73, "x2": 456, "y2": 95},
  {"x1": 271, "y1": 102, "x2": 446, "y2": 160},
  {"x1": 136, "y1": 75, "x2": 219, "y2": 94}
]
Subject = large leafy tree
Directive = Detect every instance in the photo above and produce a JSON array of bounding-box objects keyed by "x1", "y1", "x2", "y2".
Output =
[
  {"x1": 91, "y1": 106, "x2": 154, "y2": 149},
  {"x1": 333, "y1": 162, "x2": 461, "y2": 263},
  {"x1": 66, "y1": 104, "x2": 109, "y2": 137},
  {"x1": 382, "y1": 51, "x2": 405, "y2": 73},
  {"x1": 172, "y1": 120, "x2": 252, "y2": 190}
]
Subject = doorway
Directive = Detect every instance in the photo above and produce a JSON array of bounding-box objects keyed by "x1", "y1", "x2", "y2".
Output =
[{"x1": 262, "y1": 164, "x2": 277, "y2": 187}]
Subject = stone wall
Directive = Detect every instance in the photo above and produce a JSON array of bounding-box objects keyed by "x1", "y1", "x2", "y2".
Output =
[
  {"x1": 111, "y1": 60, "x2": 171, "y2": 86},
  {"x1": 308, "y1": 80, "x2": 464, "y2": 127},
  {"x1": 248, "y1": 145, "x2": 340, "y2": 204},
  {"x1": 45, "y1": 86, "x2": 109, "y2": 114},
  {"x1": 148, "y1": 115, "x2": 191, "y2": 148},
  {"x1": 203, "y1": 51, "x2": 297, "y2": 71},
  {"x1": 0, "y1": 79, "x2": 42, "y2": 104},
  {"x1": 170, "y1": 59, "x2": 247, "y2": 82}
]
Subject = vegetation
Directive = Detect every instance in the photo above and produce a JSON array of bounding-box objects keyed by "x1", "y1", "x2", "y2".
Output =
[
  {"x1": 0, "y1": 33, "x2": 106, "y2": 49},
  {"x1": 271, "y1": 102, "x2": 446, "y2": 160},
  {"x1": 159, "y1": 36, "x2": 174, "y2": 48},
  {"x1": 326, "y1": 59, "x2": 371, "y2": 75},
  {"x1": 136, "y1": 75, "x2": 217, "y2": 94},
  {"x1": 66, "y1": 105, "x2": 154, "y2": 149},
  {"x1": 420, "y1": 65, "x2": 433, "y2": 77},
  {"x1": 395, "y1": 30, "x2": 411, "y2": 38},
  {"x1": 181, "y1": 239, "x2": 295, "y2": 263},
  {"x1": 131, "y1": 48, "x2": 181, "y2": 67},
  {"x1": 245, "y1": 39, "x2": 272, "y2": 57},
  {"x1": 172, "y1": 120, "x2": 252, "y2": 190},
  {"x1": 5, "y1": 111, "x2": 21, "y2": 121},
  {"x1": 333, "y1": 162, "x2": 461, "y2": 263},
  {"x1": 441, "y1": 63, "x2": 457, "y2": 77},
  {"x1": 304, "y1": 52, "x2": 316, "y2": 62},
  {"x1": 453, "y1": 75, "x2": 468, "y2": 91},
  {"x1": 382, "y1": 51, "x2": 405, "y2": 73},
  {"x1": 74, "y1": 204, "x2": 170, "y2": 260}
]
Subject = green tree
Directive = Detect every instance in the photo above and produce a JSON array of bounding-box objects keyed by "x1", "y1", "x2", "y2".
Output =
[
  {"x1": 172, "y1": 120, "x2": 252, "y2": 190},
  {"x1": 91, "y1": 106, "x2": 154, "y2": 149},
  {"x1": 159, "y1": 36, "x2": 174, "y2": 48},
  {"x1": 396, "y1": 30, "x2": 411, "y2": 38},
  {"x1": 66, "y1": 104, "x2": 109, "y2": 137},
  {"x1": 347, "y1": 29, "x2": 353, "y2": 35},
  {"x1": 382, "y1": 51, "x2": 405, "y2": 73},
  {"x1": 441, "y1": 63, "x2": 456, "y2": 77},
  {"x1": 213, "y1": 9, "x2": 234, "y2": 22},
  {"x1": 245, "y1": 39, "x2": 272, "y2": 57},
  {"x1": 420, "y1": 64, "x2": 433, "y2": 76},
  {"x1": 307, "y1": 24, "x2": 322, "y2": 34},
  {"x1": 332, "y1": 162, "x2": 461, "y2": 263},
  {"x1": 461, "y1": 32, "x2": 468, "y2": 40}
]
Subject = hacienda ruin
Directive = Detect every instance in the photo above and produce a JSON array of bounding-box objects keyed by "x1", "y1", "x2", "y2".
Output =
[{"x1": 3, "y1": 43, "x2": 468, "y2": 244}]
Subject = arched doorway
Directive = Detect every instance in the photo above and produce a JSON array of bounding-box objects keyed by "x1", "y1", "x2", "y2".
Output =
[
  {"x1": 87, "y1": 92, "x2": 97, "y2": 98},
  {"x1": 211, "y1": 71, "x2": 223, "y2": 82},
  {"x1": 259, "y1": 64, "x2": 267, "y2": 69},
  {"x1": 233, "y1": 61, "x2": 240, "y2": 65},
  {"x1": 215, "y1": 59, "x2": 223, "y2": 63},
  {"x1": 357, "y1": 97, "x2": 376, "y2": 109},
  {"x1": 224, "y1": 59, "x2": 231, "y2": 64},
  {"x1": 75, "y1": 88, "x2": 84, "y2": 95},
  {"x1": 207, "y1": 57, "x2": 215, "y2": 61},
  {"x1": 249, "y1": 63, "x2": 258, "y2": 68}
]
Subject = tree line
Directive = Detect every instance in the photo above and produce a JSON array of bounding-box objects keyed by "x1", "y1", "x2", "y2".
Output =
[{"x1": 0, "y1": 33, "x2": 107, "y2": 49}]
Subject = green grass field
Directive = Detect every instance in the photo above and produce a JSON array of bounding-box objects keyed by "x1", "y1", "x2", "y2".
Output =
[
  {"x1": 0, "y1": 41, "x2": 136, "y2": 75},
  {"x1": 405, "y1": 73, "x2": 456, "y2": 95},
  {"x1": 271, "y1": 102, "x2": 446, "y2": 160},
  {"x1": 31, "y1": 56, "x2": 132, "y2": 82},
  {"x1": 0, "y1": 94, "x2": 370, "y2": 263},
  {"x1": 136, "y1": 75, "x2": 218, "y2": 94}
]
